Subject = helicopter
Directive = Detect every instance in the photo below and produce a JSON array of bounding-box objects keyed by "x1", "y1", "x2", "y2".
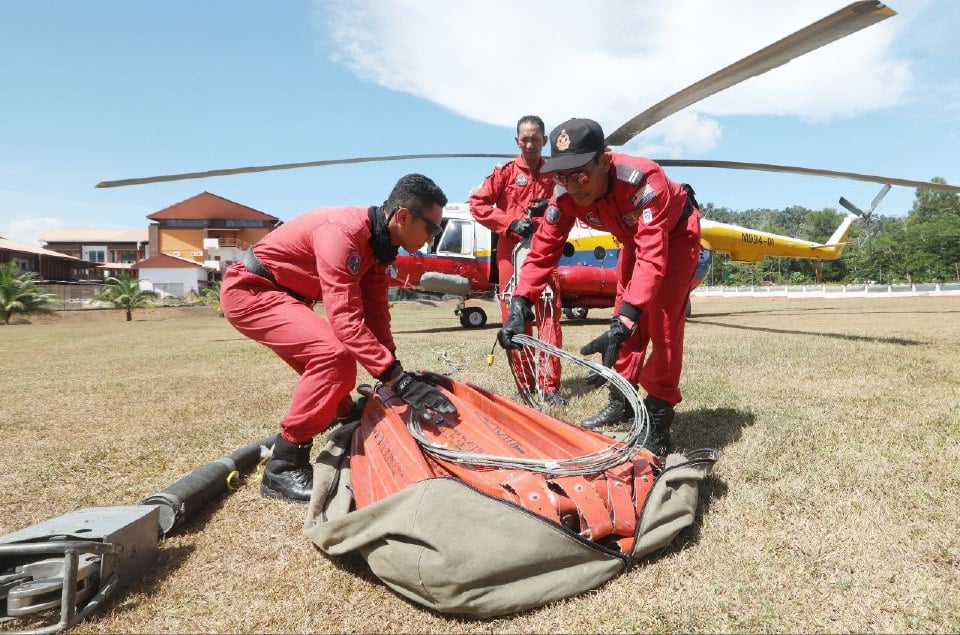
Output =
[
  {"x1": 390, "y1": 190, "x2": 877, "y2": 328},
  {"x1": 96, "y1": 0, "x2": 960, "y2": 325}
]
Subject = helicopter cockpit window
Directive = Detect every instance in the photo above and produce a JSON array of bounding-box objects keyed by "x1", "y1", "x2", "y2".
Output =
[
  {"x1": 419, "y1": 219, "x2": 449, "y2": 254},
  {"x1": 437, "y1": 219, "x2": 473, "y2": 256}
]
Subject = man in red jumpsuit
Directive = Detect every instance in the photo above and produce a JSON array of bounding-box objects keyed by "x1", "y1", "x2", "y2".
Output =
[
  {"x1": 498, "y1": 118, "x2": 701, "y2": 457},
  {"x1": 221, "y1": 174, "x2": 457, "y2": 502},
  {"x1": 469, "y1": 115, "x2": 565, "y2": 405}
]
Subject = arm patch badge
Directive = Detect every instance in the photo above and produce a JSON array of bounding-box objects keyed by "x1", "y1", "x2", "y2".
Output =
[
  {"x1": 346, "y1": 252, "x2": 362, "y2": 275},
  {"x1": 545, "y1": 205, "x2": 561, "y2": 225}
]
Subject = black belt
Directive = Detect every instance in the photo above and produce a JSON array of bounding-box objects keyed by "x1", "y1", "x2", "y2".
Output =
[{"x1": 242, "y1": 248, "x2": 310, "y2": 304}]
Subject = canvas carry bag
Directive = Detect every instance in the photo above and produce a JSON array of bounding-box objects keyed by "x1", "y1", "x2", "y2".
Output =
[{"x1": 303, "y1": 418, "x2": 717, "y2": 617}]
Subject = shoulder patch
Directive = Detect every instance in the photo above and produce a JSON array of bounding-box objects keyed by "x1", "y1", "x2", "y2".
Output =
[
  {"x1": 615, "y1": 163, "x2": 643, "y2": 185},
  {"x1": 495, "y1": 159, "x2": 515, "y2": 170},
  {"x1": 545, "y1": 205, "x2": 562, "y2": 225},
  {"x1": 345, "y1": 251, "x2": 361, "y2": 275}
]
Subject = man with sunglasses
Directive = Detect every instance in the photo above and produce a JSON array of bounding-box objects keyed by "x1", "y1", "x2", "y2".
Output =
[
  {"x1": 469, "y1": 115, "x2": 565, "y2": 405},
  {"x1": 221, "y1": 173, "x2": 457, "y2": 502},
  {"x1": 497, "y1": 118, "x2": 701, "y2": 458}
]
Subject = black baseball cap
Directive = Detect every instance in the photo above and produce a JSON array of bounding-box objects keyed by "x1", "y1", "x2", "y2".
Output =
[{"x1": 542, "y1": 118, "x2": 605, "y2": 172}]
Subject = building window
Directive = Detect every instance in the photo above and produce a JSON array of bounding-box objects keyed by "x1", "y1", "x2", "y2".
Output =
[{"x1": 119, "y1": 251, "x2": 138, "y2": 263}]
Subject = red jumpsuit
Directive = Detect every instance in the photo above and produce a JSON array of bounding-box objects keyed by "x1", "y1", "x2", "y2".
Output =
[
  {"x1": 220, "y1": 207, "x2": 396, "y2": 443},
  {"x1": 469, "y1": 155, "x2": 562, "y2": 392},
  {"x1": 515, "y1": 154, "x2": 701, "y2": 406}
]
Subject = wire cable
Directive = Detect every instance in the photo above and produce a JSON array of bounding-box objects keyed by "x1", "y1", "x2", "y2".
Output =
[{"x1": 406, "y1": 334, "x2": 649, "y2": 476}]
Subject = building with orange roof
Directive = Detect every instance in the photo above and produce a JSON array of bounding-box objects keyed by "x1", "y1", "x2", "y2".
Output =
[{"x1": 147, "y1": 192, "x2": 280, "y2": 277}]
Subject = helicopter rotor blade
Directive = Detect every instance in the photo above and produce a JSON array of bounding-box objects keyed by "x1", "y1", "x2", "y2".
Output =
[
  {"x1": 839, "y1": 196, "x2": 867, "y2": 217},
  {"x1": 869, "y1": 183, "x2": 892, "y2": 212},
  {"x1": 654, "y1": 159, "x2": 960, "y2": 194},
  {"x1": 95, "y1": 153, "x2": 516, "y2": 188},
  {"x1": 605, "y1": 1, "x2": 896, "y2": 147}
]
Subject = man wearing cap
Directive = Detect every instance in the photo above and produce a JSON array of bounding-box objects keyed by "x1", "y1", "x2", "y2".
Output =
[
  {"x1": 221, "y1": 173, "x2": 458, "y2": 502},
  {"x1": 469, "y1": 115, "x2": 565, "y2": 405},
  {"x1": 497, "y1": 118, "x2": 701, "y2": 457}
]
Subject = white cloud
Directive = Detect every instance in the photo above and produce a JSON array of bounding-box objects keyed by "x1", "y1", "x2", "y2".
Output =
[
  {"x1": 314, "y1": 0, "x2": 913, "y2": 156},
  {"x1": 0, "y1": 216, "x2": 63, "y2": 246}
]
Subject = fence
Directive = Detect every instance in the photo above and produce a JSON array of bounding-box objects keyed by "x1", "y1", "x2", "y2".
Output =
[
  {"x1": 39, "y1": 283, "x2": 106, "y2": 310},
  {"x1": 692, "y1": 282, "x2": 960, "y2": 299}
]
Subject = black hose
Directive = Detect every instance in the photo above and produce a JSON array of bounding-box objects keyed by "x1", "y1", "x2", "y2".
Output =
[{"x1": 141, "y1": 435, "x2": 276, "y2": 536}]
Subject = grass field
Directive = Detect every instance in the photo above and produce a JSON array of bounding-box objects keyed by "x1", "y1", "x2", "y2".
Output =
[{"x1": 1, "y1": 296, "x2": 958, "y2": 633}]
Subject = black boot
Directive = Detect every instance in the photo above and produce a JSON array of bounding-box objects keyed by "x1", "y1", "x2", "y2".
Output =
[
  {"x1": 261, "y1": 436, "x2": 313, "y2": 502},
  {"x1": 580, "y1": 386, "x2": 635, "y2": 429},
  {"x1": 331, "y1": 396, "x2": 367, "y2": 428},
  {"x1": 642, "y1": 396, "x2": 675, "y2": 458}
]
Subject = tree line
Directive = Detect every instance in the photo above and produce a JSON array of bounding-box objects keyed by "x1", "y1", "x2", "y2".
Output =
[{"x1": 700, "y1": 177, "x2": 960, "y2": 286}]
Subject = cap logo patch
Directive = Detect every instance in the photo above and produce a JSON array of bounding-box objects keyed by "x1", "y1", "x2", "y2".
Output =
[
  {"x1": 556, "y1": 130, "x2": 571, "y2": 151},
  {"x1": 346, "y1": 252, "x2": 361, "y2": 275},
  {"x1": 545, "y1": 205, "x2": 561, "y2": 225},
  {"x1": 515, "y1": 174, "x2": 528, "y2": 186}
]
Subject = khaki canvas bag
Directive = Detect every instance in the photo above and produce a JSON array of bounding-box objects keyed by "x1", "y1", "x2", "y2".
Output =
[{"x1": 303, "y1": 422, "x2": 717, "y2": 617}]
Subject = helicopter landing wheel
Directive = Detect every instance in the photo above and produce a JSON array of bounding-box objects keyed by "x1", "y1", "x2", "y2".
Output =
[{"x1": 459, "y1": 307, "x2": 487, "y2": 328}]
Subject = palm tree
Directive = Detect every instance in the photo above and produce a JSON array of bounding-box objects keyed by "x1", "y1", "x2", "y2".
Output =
[
  {"x1": 96, "y1": 271, "x2": 158, "y2": 321},
  {"x1": 0, "y1": 262, "x2": 57, "y2": 325},
  {"x1": 199, "y1": 280, "x2": 223, "y2": 317}
]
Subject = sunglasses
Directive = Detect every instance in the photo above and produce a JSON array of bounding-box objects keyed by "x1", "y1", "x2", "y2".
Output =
[
  {"x1": 552, "y1": 170, "x2": 592, "y2": 186},
  {"x1": 402, "y1": 206, "x2": 443, "y2": 238},
  {"x1": 551, "y1": 156, "x2": 601, "y2": 186}
]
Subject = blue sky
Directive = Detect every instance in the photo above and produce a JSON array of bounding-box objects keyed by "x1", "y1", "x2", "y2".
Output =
[{"x1": 2, "y1": 0, "x2": 958, "y2": 246}]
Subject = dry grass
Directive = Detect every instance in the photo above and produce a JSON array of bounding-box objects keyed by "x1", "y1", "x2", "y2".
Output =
[{"x1": 1, "y1": 297, "x2": 958, "y2": 633}]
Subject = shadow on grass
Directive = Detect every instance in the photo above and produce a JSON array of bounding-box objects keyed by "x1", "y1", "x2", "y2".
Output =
[
  {"x1": 634, "y1": 406, "x2": 744, "y2": 553},
  {"x1": 315, "y1": 548, "x2": 381, "y2": 585},
  {"x1": 690, "y1": 319, "x2": 925, "y2": 346},
  {"x1": 635, "y1": 474, "x2": 730, "y2": 565},
  {"x1": 691, "y1": 306, "x2": 960, "y2": 319},
  {"x1": 689, "y1": 305, "x2": 832, "y2": 319},
  {"x1": 679, "y1": 406, "x2": 755, "y2": 453},
  {"x1": 396, "y1": 315, "x2": 611, "y2": 335},
  {"x1": 396, "y1": 323, "x2": 500, "y2": 334}
]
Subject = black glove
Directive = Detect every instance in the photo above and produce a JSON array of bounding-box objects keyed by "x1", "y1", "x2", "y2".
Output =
[
  {"x1": 526, "y1": 198, "x2": 549, "y2": 218},
  {"x1": 497, "y1": 296, "x2": 533, "y2": 350},
  {"x1": 508, "y1": 218, "x2": 534, "y2": 239},
  {"x1": 393, "y1": 372, "x2": 457, "y2": 414},
  {"x1": 581, "y1": 315, "x2": 637, "y2": 386}
]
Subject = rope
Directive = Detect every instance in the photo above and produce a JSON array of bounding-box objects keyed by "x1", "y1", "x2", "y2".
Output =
[
  {"x1": 407, "y1": 334, "x2": 650, "y2": 476},
  {"x1": 501, "y1": 240, "x2": 559, "y2": 408}
]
